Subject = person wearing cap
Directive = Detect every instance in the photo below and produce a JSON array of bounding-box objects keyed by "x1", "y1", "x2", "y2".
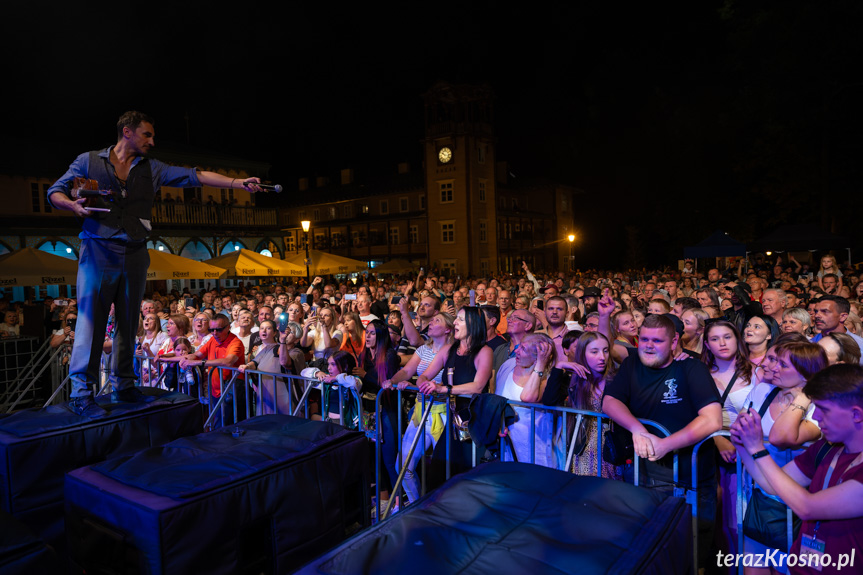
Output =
[
  {"x1": 540, "y1": 282, "x2": 559, "y2": 301},
  {"x1": 722, "y1": 281, "x2": 763, "y2": 334}
]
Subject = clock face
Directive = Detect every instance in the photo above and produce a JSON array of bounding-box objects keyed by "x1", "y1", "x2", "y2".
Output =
[{"x1": 438, "y1": 147, "x2": 453, "y2": 164}]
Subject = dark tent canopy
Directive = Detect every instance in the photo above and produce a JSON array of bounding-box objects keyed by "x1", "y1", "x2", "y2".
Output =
[{"x1": 683, "y1": 230, "x2": 747, "y2": 259}]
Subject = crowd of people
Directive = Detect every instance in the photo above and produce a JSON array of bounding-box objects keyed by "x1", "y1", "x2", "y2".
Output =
[{"x1": 4, "y1": 252, "x2": 863, "y2": 574}]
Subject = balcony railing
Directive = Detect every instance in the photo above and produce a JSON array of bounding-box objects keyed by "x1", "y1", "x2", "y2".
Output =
[{"x1": 151, "y1": 202, "x2": 278, "y2": 228}]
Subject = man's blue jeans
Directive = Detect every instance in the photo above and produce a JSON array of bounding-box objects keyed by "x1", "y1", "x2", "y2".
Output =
[{"x1": 69, "y1": 238, "x2": 148, "y2": 398}]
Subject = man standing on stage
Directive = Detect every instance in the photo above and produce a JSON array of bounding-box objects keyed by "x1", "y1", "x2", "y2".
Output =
[{"x1": 47, "y1": 111, "x2": 262, "y2": 417}]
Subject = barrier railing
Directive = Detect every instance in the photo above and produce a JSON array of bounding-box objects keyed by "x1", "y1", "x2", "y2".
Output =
[
  {"x1": 3, "y1": 338, "x2": 63, "y2": 412},
  {"x1": 375, "y1": 386, "x2": 676, "y2": 522}
]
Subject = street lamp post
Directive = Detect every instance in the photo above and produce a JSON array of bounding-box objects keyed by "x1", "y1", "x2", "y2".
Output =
[
  {"x1": 301, "y1": 220, "x2": 311, "y2": 284},
  {"x1": 568, "y1": 234, "x2": 575, "y2": 272}
]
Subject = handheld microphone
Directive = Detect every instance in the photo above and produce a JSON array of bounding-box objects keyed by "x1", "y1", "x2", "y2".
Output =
[{"x1": 255, "y1": 183, "x2": 283, "y2": 193}]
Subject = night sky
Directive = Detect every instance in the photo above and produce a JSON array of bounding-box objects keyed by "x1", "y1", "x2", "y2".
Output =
[{"x1": 4, "y1": 1, "x2": 861, "y2": 267}]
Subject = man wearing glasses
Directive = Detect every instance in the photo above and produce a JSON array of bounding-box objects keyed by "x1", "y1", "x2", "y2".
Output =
[
  {"x1": 493, "y1": 309, "x2": 537, "y2": 374},
  {"x1": 180, "y1": 314, "x2": 246, "y2": 428}
]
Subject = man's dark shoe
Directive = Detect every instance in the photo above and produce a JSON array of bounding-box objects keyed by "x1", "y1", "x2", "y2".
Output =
[
  {"x1": 113, "y1": 386, "x2": 156, "y2": 404},
  {"x1": 69, "y1": 395, "x2": 107, "y2": 419}
]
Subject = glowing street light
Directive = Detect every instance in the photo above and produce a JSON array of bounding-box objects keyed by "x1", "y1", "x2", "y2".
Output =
[{"x1": 301, "y1": 220, "x2": 311, "y2": 283}]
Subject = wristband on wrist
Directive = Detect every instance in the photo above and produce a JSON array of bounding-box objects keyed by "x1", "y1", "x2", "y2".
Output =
[{"x1": 750, "y1": 449, "x2": 770, "y2": 460}]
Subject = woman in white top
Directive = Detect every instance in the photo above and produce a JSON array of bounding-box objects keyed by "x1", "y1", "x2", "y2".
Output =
[
  {"x1": 701, "y1": 320, "x2": 754, "y2": 559},
  {"x1": 136, "y1": 313, "x2": 167, "y2": 383},
  {"x1": 300, "y1": 306, "x2": 342, "y2": 362},
  {"x1": 740, "y1": 336, "x2": 825, "y2": 574},
  {"x1": 381, "y1": 312, "x2": 454, "y2": 504},
  {"x1": 495, "y1": 332, "x2": 555, "y2": 468},
  {"x1": 743, "y1": 314, "x2": 780, "y2": 382},
  {"x1": 239, "y1": 320, "x2": 292, "y2": 415}
]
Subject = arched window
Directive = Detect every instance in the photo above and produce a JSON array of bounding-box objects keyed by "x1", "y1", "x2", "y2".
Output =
[
  {"x1": 179, "y1": 240, "x2": 213, "y2": 261},
  {"x1": 147, "y1": 239, "x2": 172, "y2": 253},
  {"x1": 220, "y1": 240, "x2": 246, "y2": 255},
  {"x1": 37, "y1": 239, "x2": 77, "y2": 260}
]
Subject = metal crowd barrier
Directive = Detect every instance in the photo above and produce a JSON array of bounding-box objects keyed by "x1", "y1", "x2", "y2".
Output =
[
  {"x1": 374, "y1": 386, "x2": 677, "y2": 522},
  {"x1": 3, "y1": 338, "x2": 63, "y2": 412}
]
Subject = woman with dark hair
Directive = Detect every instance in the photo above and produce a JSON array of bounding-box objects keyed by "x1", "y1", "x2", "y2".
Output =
[
  {"x1": 300, "y1": 350, "x2": 362, "y2": 427},
  {"x1": 354, "y1": 320, "x2": 401, "y2": 500},
  {"x1": 743, "y1": 314, "x2": 780, "y2": 381},
  {"x1": 701, "y1": 320, "x2": 753, "y2": 559},
  {"x1": 542, "y1": 331, "x2": 620, "y2": 479},
  {"x1": 416, "y1": 307, "x2": 493, "y2": 482},
  {"x1": 382, "y1": 312, "x2": 455, "y2": 503}
]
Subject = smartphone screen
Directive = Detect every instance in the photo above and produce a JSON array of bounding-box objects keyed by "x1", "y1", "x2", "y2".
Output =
[
  {"x1": 278, "y1": 313, "x2": 288, "y2": 332},
  {"x1": 469, "y1": 289, "x2": 476, "y2": 307}
]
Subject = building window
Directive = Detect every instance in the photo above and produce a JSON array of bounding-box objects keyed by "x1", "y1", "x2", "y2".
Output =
[
  {"x1": 419, "y1": 195, "x2": 426, "y2": 210},
  {"x1": 331, "y1": 232, "x2": 345, "y2": 248},
  {"x1": 362, "y1": 204, "x2": 369, "y2": 214},
  {"x1": 442, "y1": 259, "x2": 457, "y2": 274},
  {"x1": 313, "y1": 209, "x2": 320, "y2": 221},
  {"x1": 31, "y1": 183, "x2": 41, "y2": 212},
  {"x1": 343, "y1": 204, "x2": 353, "y2": 218},
  {"x1": 285, "y1": 234, "x2": 296, "y2": 252},
  {"x1": 478, "y1": 179, "x2": 486, "y2": 202},
  {"x1": 351, "y1": 230, "x2": 362, "y2": 246},
  {"x1": 441, "y1": 221, "x2": 455, "y2": 244},
  {"x1": 380, "y1": 200, "x2": 389, "y2": 215},
  {"x1": 499, "y1": 197, "x2": 507, "y2": 210},
  {"x1": 512, "y1": 198, "x2": 519, "y2": 210},
  {"x1": 299, "y1": 210, "x2": 307, "y2": 221},
  {"x1": 479, "y1": 220, "x2": 488, "y2": 243},
  {"x1": 328, "y1": 207, "x2": 336, "y2": 219},
  {"x1": 477, "y1": 144, "x2": 486, "y2": 164},
  {"x1": 220, "y1": 188, "x2": 234, "y2": 203},
  {"x1": 480, "y1": 258, "x2": 489, "y2": 276},
  {"x1": 439, "y1": 182, "x2": 453, "y2": 203},
  {"x1": 389, "y1": 228, "x2": 400, "y2": 245},
  {"x1": 409, "y1": 225, "x2": 419, "y2": 244},
  {"x1": 399, "y1": 197, "x2": 409, "y2": 212}
]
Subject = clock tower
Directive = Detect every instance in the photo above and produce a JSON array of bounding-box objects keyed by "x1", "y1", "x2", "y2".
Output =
[{"x1": 423, "y1": 82, "x2": 497, "y2": 277}]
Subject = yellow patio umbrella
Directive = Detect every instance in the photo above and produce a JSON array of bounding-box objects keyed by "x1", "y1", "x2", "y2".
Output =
[
  {"x1": 282, "y1": 250, "x2": 368, "y2": 276},
  {"x1": 205, "y1": 249, "x2": 306, "y2": 278},
  {"x1": 372, "y1": 259, "x2": 420, "y2": 274},
  {"x1": 146, "y1": 249, "x2": 226, "y2": 281},
  {"x1": 0, "y1": 247, "x2": 78, "y2": 286}
]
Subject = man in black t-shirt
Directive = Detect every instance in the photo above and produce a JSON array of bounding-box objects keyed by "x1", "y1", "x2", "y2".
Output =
[{"x1": 603, "y1": 314, "x2": 721, "y2": 568}]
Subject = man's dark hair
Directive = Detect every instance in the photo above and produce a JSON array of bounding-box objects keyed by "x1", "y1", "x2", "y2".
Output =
[
  {"x1": 674, "y1": 297, "x2": 700, "y2": 313},
  {"x1": 822, "y1": 273, "x2": 839, "y2": 282},
  {"x1": 562, "y1": 329, "x2": 583, "y2": 350},
  {"x1": 480, "y1": 305, "x2": 500, "y2": 327},
  {"x1": 818, "y1": 295, "x2": 851, "y2": 315},
  {"x1": 117, "y1": 111, "x2": 153, "y2": 139},
  {"x1": 804, "y1": 363, "x2": 863, "y2": 409}
]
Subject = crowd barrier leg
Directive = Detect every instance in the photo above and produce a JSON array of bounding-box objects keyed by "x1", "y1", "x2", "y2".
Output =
[
  {"x1": 382, "y1": 398, "x2": 434, "y2": 521},
  {"x1": 4, "y1": 342, "x2": 63, "y2": 413},
  {"x1": 202, "y1": 371, "x2": 239, "y2": 430}
]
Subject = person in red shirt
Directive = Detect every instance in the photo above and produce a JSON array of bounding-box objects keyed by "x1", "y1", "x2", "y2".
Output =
[
  {"x1": 180, "y1": 313, "x2": 246, "y2": 428},
  {"x1": 732, "y1": 364, "x2": 863, "y2": 574}
]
